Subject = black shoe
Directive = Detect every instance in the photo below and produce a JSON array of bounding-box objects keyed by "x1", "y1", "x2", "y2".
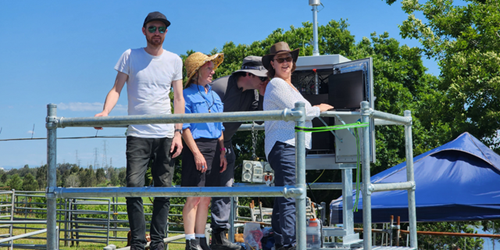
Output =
[
  {"x1": 277, "y1": 245, "x2": 296, "y2": 250},
  {"x1": 210, "y1": 229, "x2": 241, "y2": 250},
  {"x1": 186, "y1": 239, "x2": 203, "y2": 250},
  {"x1": 151, "y1": 242, "x2": 165, "y2": 250},
  {"x1": 197, "y1": 237, "x2": 211, "y2": 250}
]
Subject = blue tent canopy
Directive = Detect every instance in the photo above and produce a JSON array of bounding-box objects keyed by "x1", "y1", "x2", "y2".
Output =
[{"x1": 330, "y1": 132, "x2": 500, "y2": 223}]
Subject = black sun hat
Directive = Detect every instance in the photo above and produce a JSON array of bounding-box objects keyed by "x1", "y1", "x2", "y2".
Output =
[{"x1": 232, "y1": 56, "x2": 267, "y2": 78}]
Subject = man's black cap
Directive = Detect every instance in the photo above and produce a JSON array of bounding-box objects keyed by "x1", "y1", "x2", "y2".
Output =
[{"x1": 143, "y1": 11, "x2": 171, "y2": 28}]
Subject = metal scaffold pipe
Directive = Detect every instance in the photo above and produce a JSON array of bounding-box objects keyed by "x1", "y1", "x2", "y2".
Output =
[
  {"x1": 56, "y1": 110, "x2": 301, "y2": 128},
  {"x1": 54, "y1": 186, "x2": 304, "y2": 199},
  {"x1": 309, "y1": 0, "x2": 321, "y2": 56}
]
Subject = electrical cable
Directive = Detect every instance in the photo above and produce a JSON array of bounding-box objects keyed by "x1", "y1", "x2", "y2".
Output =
[
  {"x1": 296, "y1": 121, "x2": 368, "y2": 212},
  {"x1": 0, "y1": 135, "x2": 126, "y2": 142}
]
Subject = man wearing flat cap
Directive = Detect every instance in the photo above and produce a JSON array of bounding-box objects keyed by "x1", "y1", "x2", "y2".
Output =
[
  {"x1": 94, "y1": 11, "x2": 184, "y2": 250},
  {"x1": 209, "y1": 56, "x2": 269, "y2": 250}
]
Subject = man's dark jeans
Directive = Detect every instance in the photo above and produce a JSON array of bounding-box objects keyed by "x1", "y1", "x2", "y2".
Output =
[{"x1": 126, "y1": 136, "x2": 175, "y2": 249}]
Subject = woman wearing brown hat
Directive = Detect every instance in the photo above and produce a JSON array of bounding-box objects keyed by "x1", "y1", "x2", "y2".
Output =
[
  {"x1": 262, "y1": 42, "x2": 332, "y2": 250},
  {"x1": 181, "y1": 52, "x2": 227, "y2": 250}
]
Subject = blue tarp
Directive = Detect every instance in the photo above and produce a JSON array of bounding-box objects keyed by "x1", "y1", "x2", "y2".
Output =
[{"x1": 330, "y1": 132, "x2": 500, "y2": 223}]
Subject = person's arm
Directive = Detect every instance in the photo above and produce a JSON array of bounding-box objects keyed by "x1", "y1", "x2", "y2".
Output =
[
  {"x1": 257, "y1": 78, "x2": 269, "y2": 96},
  {"x1": 94, "y1": 72, "x2": 128, "y2": 129},
  {"x1": 170, "y1": 79, "x2": 185, "y2": 158},
  {"x1": 182, "y1": 128, "x2": 208, "y2": 173},
  {"x1": 218, "y1": 133, "x2": 227, "y2": 173},
  {"x1": 265, "y1": 79, "x2": 329, "y2": 120},
  {"x1": 314, "y1": 103, "x2": 333, "y2": 112},
  {"x1": 252, "y1": 79, "x2": 270, "y2": 125}
]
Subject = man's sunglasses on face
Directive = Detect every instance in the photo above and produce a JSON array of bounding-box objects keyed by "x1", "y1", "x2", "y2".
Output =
[{"x1": 147, "y1": 26, "x2": 166, "y2": 34}]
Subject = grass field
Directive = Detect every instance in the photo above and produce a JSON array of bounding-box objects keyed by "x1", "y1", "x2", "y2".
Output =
[{"x1": 0, "y1": 226, "x2": 187, "y2": 250}]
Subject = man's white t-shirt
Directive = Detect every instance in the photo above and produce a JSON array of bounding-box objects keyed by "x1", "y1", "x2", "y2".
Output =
[{"x1": 115, "y1": 48, "x2": 183, "y2": 138}]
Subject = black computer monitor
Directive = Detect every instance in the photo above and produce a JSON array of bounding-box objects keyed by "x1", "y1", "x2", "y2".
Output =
[
  {"x1": 303, "y1": 94, "x2": 335, "y2": 154},
  {"x1": 328, "y1": 70, "x2": 365, "y2": 111}
]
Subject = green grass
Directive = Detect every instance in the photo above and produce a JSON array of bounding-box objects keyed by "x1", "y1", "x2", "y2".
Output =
[{"x1": 0, "y1": 225, "x2": 187, "y2": 250}]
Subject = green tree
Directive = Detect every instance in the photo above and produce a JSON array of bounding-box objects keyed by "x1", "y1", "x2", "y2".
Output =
[
  {"x1": 70, "y1": 165, "x2": 80, "y2": 174},
  {"x1": 396, "y1": 0, "x2": 500, "y2": 147},
  {"x1": 95, "y1": 168, "x2": 106, "y2": 185},
  {"x1": 8, "y1": 174, "x2": 22, "y2": 190},
  {"x1": 66, "y1": 174, "x2": 80, "y2": 187},
  {"x1": 22, "y1": 173, "x2": 38, "y2": 191},
  {"x1": 77, "y1": 166, "x2": 96, "y2": 187},
  {"x1": 36, "y1": 164, "x2": 47, "y2": 190},
  {"x1": 382, "y1": 1, "x2": 496, "y2": 248},
  {"x1": 108, "y1": 167, "x2": 120, "y2": 186},
  {"x1": 415, "y1": 221, "x2": 484, "y2": 249},
  {"x1": 118, "y1": 168, "x2": 127, "y2": 187},
  {"x1": 0, "y1": 174, "x2": 7, "y2": 185}
]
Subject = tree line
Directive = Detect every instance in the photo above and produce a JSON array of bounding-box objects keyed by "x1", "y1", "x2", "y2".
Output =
[{"x1": 0, "y1": 163, "x2": 127, "y2": 191}]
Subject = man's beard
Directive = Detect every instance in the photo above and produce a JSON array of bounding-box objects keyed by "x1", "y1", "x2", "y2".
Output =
[{"x1": 147, "y1": 35, "x2": 163, "y2": 47}]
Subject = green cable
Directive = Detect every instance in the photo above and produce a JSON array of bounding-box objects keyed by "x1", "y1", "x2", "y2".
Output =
[
  {"x1": 295, "y1": 122, "x2": 369, "y2": 132},
  {"x1": 354, "y1": 129, "x2": 361, "y2": 212},
  {"x1": 295, "y1": 121, "x2": 368, "y2": 212},
  {"x1": 310, "y1": 169, "x2": 326, "y2": 184}
]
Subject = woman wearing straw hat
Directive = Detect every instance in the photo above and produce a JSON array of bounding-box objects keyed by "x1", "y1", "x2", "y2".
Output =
[
  {"x1": 262, "y1": 42, "x2": 332, "y2": 250},
  {"x1": 181, "y1": 52, "x2": 227, "y2": 250}
]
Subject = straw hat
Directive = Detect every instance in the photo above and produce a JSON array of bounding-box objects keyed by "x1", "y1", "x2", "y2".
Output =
[
  {"x1": 185, "y1": 52, "x2": 224, "y2": 86},
  {"x1": 262, "y1": 41, "x2": 299, "y2": 70}
]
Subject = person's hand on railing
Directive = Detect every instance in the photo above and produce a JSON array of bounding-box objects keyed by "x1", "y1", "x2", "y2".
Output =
[{"x1": 93, "y1": 111, "x2": 109, "y2": 130}]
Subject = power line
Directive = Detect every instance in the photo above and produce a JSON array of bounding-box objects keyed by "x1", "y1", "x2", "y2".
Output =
[
  {"x1": 102, "y1": 141, "x2": 107, "y2": 169},
  {"x1": 0, "y1": 136, "x2": 125, "y2": 142}
]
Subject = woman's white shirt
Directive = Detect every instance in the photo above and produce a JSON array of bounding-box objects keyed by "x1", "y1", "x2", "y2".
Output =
[{"x1": 263, "y1": 77, "x2": 320, "y2": 158}]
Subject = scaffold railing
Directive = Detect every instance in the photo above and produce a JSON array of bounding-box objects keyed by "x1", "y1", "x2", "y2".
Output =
[{"x1": 45, "y1": 101, "x2": 417, "y2": 250}]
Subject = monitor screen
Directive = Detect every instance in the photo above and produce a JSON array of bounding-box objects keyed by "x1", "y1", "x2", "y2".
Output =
[{"x1": 328, "y1": 70, "x2": 365, "y2": 111}]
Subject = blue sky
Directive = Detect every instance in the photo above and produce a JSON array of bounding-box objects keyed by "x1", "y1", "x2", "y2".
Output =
[{"x1": 0, "y1": 0, "x2": 439, "y2": 170}]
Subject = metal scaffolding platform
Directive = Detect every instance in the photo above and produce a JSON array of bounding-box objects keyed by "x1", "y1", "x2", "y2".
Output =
[{"x1": 44, "y1": 101, "x2": 418, "y2": 249}]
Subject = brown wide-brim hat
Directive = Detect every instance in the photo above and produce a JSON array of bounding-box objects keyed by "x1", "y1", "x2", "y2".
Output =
[
  {"x1": 262, "y1": 41, "x2": 300, "y2": 70},
  {"x1": 185, "y1": 52, "x2": 224, "y2": 86}
]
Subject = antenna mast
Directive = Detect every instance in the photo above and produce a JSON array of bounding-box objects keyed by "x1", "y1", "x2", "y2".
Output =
[{"x1": 310, "y1": 0, "x2": 321, "y2": 56}]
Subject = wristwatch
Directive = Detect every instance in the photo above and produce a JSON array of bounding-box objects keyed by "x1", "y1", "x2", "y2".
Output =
[
  {"x1": 220, "y1": 147, "x2": 226, "y2": 153},
  {"x1": 174, "y1": 129, "x2": 183, "y2": 135}
]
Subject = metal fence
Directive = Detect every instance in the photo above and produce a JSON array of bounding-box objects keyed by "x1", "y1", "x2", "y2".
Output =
[{"x1": 0, "y1": 191, "x2": 267, "y2": 249}]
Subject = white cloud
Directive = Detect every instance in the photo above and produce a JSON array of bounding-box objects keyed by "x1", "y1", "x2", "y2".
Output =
[{"x1": 57, "y1": 102, "x2": 127, "y2": 113}]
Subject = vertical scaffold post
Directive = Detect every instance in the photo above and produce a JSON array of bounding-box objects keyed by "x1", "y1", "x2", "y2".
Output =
[
  {"x1": 361, "y1": 101, "x2": 372, "y2": 250},
  {"x1": 46, "y1": 104, "x2": 58, "y2": 249},
  {"x1": 404, "y1": 110, "x2": 418, "y2": 248},
  {"x1": 294, "y1": 102, "x2": 307, "y2": 250}
]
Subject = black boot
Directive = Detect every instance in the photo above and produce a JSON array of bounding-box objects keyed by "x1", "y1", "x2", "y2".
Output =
[
  {"x1": 150, "y1": 242, "x2": 165, "y2": 250},
  {"x1": 197, "y1": 237, "x2": 211, "y2": 250},
  {"x1": 210, "y1": 229, "x2": 241, "y2": 250},
  {"x1": 186, "y1": 239, "x2": 203, "y2": 250}
]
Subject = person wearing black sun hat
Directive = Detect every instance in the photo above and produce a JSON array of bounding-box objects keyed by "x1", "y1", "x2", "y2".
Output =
[{"x1": 208, "y1": 55, "x2": 269, "y2": 250}]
